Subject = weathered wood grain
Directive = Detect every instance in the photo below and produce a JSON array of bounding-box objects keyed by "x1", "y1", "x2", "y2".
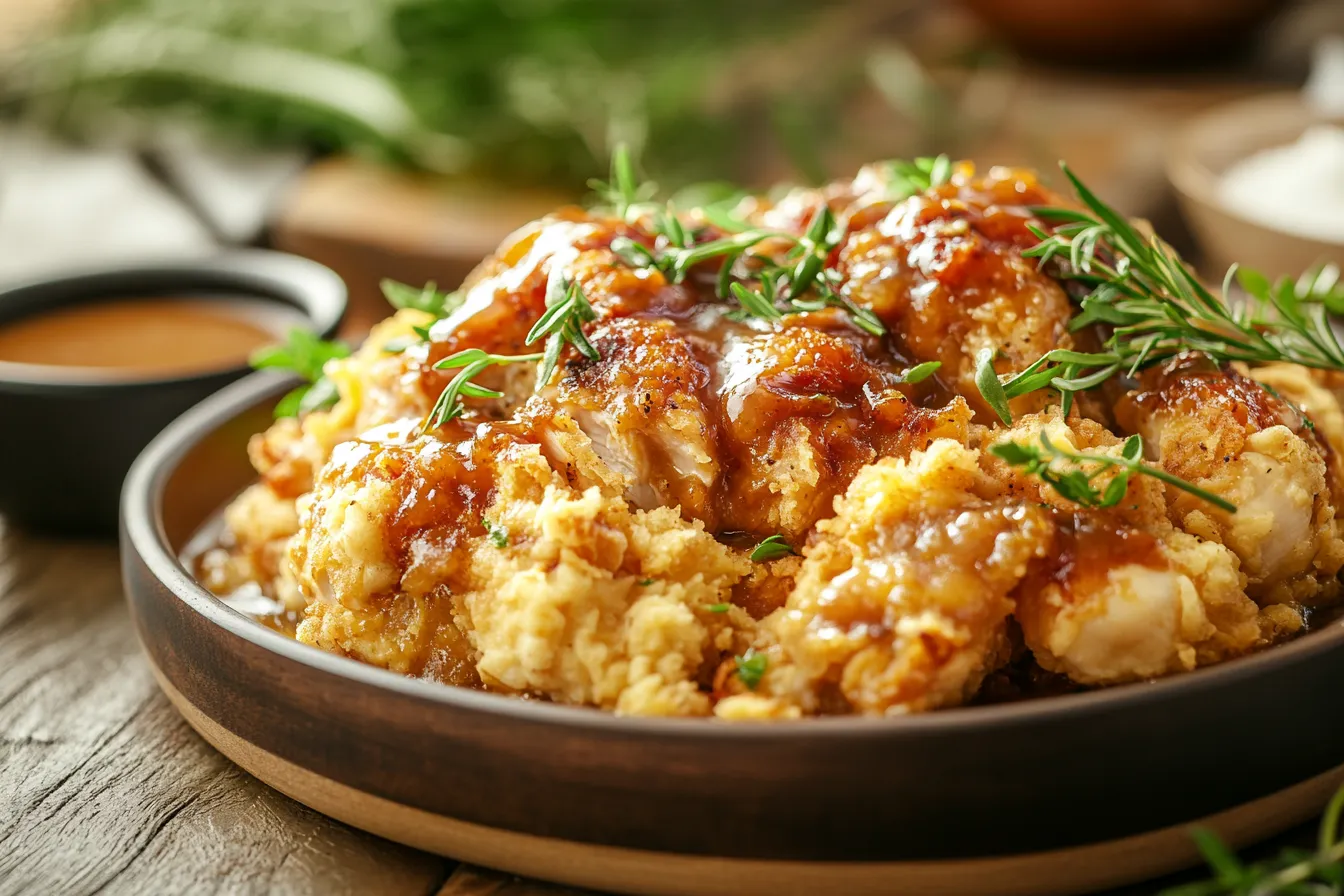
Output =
[{"x1": 0, "y1": 520, "x2": 449, "y2": 896}]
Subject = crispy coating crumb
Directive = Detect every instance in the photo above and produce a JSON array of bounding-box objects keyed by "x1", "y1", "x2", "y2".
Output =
[
  {"x1": 743, "y1": 440, "x2": 1053, "y2": 716},
  {"x1": 1116, "y1": 355, "x2": 1344, "y2": 603}
]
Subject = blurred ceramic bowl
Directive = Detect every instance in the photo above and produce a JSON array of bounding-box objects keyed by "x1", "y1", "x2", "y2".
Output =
[
  {"x1": 959, "y1": 0, "x2": 1283, "y2": 65},
  {"x1": 1167, "y1": 92, "x2": 1344, "y2": 280}
]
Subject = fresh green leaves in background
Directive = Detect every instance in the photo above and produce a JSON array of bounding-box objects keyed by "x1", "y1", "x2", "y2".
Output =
[{"x1": 15, "y1": 0, "x2": 851, "y2": 188}]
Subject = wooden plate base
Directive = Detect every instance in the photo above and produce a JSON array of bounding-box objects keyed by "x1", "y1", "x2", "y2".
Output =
[{"x1": 153, "y1": 665, "x2": 1343, "y2": 896}]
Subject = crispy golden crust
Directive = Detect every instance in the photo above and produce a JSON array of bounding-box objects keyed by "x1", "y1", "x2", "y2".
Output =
[
  {"x1": 205, "y1": 162, "x2": 1344, "y2": 719},
  {"x1": 728, "y1": 440, "x2": 1053, "y2": 717},
  {"x1": 1116, "y1": 354, "x2": 1344, "y2": 603}
]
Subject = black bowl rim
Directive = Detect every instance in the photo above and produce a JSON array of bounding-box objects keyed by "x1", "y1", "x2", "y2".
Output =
[
  {"x1": 123, "y1": 371, "x2": 1344, "y2": 742},
  {"x1": 0, "y1": 250, "x2": 346, "y2": 389}
]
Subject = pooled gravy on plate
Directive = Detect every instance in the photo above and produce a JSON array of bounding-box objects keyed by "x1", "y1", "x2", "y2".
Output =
[{"x1": 0, "y1": 297, "x2": 297, "y2": 378}]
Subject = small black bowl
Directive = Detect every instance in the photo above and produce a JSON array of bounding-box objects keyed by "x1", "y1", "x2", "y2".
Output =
[{"x1": 0, "y1": 251, "x2": 344, "y2": 536}]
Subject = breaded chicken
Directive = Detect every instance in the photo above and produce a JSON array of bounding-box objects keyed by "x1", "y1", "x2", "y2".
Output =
[
  {"x1": 208, "y1": 160, "x2": 1342, "y2": 719},
  {"x1": 981, "y1": 411, "x2": 1273, "y2": 684},
  {"x1": 723, "y1": 440, "x2": 1053, "y2": 717},
  {"x1": 838, "y1": 166, "x2": 1076, "y2": 423},
  {"x1": 289, "y1": 416, "x2": 751, "y2": 714},
  {"x1": 1116, "y1": 354, "x2": 1344, "y2": 604}
]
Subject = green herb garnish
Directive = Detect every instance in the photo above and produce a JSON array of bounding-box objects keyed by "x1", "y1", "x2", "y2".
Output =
[
  {"x1": 638, "y1": 578, "x2": 655, "y2": 586},
  {"x1": 883, "y1": 154, "x2": 953, "y2": 200},
  {"x1": 896, "y1": 361, "x2": 941, "y2": 384},
  {"x1": 528, "y1": 273, "x2": 600, "y2": 390},
  {"x1": 749, "y1": 535, "x2": 796, "y2": 562},
  {"x1": 990, "y1": 432, "x2": 1235, "y2": 513},
  {"x1": 424, "y1": 348, "x2": 542, "y2": 431},
  {"x1": 705, "y1": 602, "x2": 730, "y2": 613},
  {"x1": 482, "y1": 517, "x2": 509, "y2": 548},
  {"x1": 1161, "y1": 785, "x2": 1344, "y2": 896},
  {"x1": 734, "y1": 649, "x2": 768, "y2": 690},
  {"x1": 981, "y1": 165, "x2": 1344, "y2": 417},
  {"x1": 249, "y1": 328, "x2": 351, "y2": 418},
  {"x1": 380, "y1": 279, "x2": 462, "y2": 316},
  {"x1": 588, "y1": 144, "x2": 657, "y2": 223},
  {"x1": 594, "y1": 145, "x2": 885, "y2": 338}
]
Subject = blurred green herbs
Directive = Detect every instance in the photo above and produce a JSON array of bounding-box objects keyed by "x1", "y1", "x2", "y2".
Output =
[{"x1": 7, "y1": 0, "x2": 867, "y2": 188}]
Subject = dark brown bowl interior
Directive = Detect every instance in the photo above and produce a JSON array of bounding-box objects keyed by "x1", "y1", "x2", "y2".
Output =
[
  {"x1": 0, "y1": 251, "x2": 345, "y2": 536},
  {"x1": 121, "y1": 373, "x2": 1344, "y2": 863}
]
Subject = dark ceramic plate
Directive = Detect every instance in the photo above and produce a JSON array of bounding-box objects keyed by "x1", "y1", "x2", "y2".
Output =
[{"x1": 121, "y1": 374, "x2": 1344, "y2": 896}]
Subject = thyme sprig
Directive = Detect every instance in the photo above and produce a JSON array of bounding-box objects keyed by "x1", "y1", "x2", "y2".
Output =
[
  {"x1": 1162, "y1": 785, "x2": 1344, "y2": 896},
  {"x1": 249, "y1": 328, "x2": 351, "y2": 418},
  {"x1": 978, "y1": 164, "x2": 1344, "y2": 419},
  {"x1": 424, "y1": 348, "x2": 542, "y2": 431},
  {"x1": 990, "y1": 432, "x2": 1236, "y2": 513}
]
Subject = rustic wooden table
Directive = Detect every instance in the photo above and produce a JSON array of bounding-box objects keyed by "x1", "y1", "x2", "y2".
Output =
[{"x1": 0, "y1": 518, "x2": 1328, "y2": 896}]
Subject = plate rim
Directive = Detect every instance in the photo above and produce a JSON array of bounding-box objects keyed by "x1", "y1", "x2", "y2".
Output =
[{"x1": 122, "y1": 369, "x2": 1344, "y2": 740}]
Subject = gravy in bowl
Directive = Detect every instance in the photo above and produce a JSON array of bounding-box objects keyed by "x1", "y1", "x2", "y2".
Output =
[{"x1": 0, "y1": 296, "x2": 301, "y2": 379}]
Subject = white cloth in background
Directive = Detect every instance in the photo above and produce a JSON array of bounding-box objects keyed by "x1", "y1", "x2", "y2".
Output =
[
  {"x1": 0, "y1": 128, "x2": 215, "y2": 283},
  {"x1": 0, "y1": 127, "x2": 305, "y2": 284}
]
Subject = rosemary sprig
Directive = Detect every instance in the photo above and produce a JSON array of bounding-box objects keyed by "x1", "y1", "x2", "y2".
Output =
[
  {"x1": 249, "y1": 328, "x2": 351, "y2": 418},
  {"x1": 587, "y1": 144, "x2": 658, "y2": 222},
  {"x1": 720, "y1": 206, "x2": 887, "y2": 336},
  {"x1": 528, "y1": 273, "x2": 600, "y2": 389},
  {"x1": 597, "y1": 144, "x2": 887, "y2": 337},
  {"x1": 424, "y1": 348, "x2": 542, "y2": 431},
  {"x1": 990, "y1": 432, "x2": 1236, "y2": 513},
  {"x1": 895, "y1": 361, "x2": 942, "y2": 384},
  {"x1": 1162, "y1": 785, "x2": 1344, "y2": 896},
  {"x1": 981, "y1": 164, "x2": 1344, "y2": 418}
]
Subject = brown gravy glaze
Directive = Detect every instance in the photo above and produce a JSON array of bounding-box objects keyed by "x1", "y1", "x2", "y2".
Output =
[{"x1": 0, "y1": 297, "x2": 286, "y2": 377}]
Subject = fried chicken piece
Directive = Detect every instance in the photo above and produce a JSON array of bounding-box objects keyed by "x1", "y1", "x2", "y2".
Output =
[
  {"x1": 838, "y1": 165, "x2": 1076, "y2": 423},
  {"x1": 543, "y1": 315, "x2": 719, "y2": 517},
  {"x1": 981, "y1": 411, "x2": 1271, "y2": 685},
  {"x1": 288, "y1": 417, "x2": 749, "y2": 713},
  {"x1": 1115, "y1": 354, "x2": 1344, "y2": 604},
  {"x1": 721, "y1": 439, "x2": 1053, "y2": 718},
  {"x1": 546, "y1": 307, "x2": 974, "y2": 540},
  {"x1": 1246, "y1": 362, "x2": 1344, "y2": 510},
  {"x1": 1015, "y1": 519, "x2": 1264, "y2": 685}
]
